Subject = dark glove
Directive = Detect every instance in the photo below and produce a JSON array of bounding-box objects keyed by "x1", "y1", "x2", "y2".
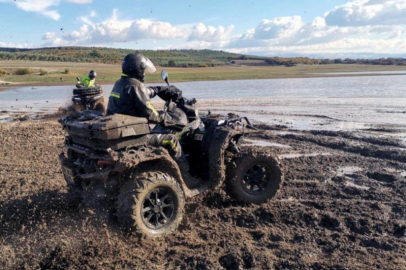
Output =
[
  {"x1": 158, "y1": 86, "x2": 182, "y2": 102},
  {"x1": 184, "y1": 98, "x2": 197, "y2": 105}
]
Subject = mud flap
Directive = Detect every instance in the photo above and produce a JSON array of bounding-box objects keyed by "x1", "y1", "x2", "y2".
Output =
[{"x1": 62, "y1": 166, "x2": 75, "y2": 185}]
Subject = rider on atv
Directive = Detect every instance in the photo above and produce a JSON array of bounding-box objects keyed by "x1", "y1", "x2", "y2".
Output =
[
  {"x1": 107, "y1": 53, "x2": 198, "y2": 184},
  {"x1": 77, "y1": 70, "x2": 97, "y2": 88},
  {"x1": 59, "y1": 56, "x2": 282, "y2": 237}
]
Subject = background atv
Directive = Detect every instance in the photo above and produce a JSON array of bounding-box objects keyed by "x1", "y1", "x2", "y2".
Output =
[
  {"x1": 59, "y1": 71, "x2": 283, "y2": 238},
  {"x1": 71, "y1": 85, "x2": 106, "y2": 114}
]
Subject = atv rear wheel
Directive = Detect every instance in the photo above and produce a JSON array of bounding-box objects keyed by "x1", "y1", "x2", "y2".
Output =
[
  {"x1": 117, "y1": 172, "x2": 185, "y2": 238},
  {"x1": 226, "y1": 150, "x2": 282, "y2": 204}
]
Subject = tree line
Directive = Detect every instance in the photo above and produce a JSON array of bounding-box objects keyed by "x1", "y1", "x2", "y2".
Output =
[
  {"x1": 0, "y1": 47, "x2": 405, "y2": 66},
  {"x1": 264, "y1": 57, "x2": 406, "y2": 66},
  {"x1": 0, "y1": 47, "x2": 237, "y2": 67}
]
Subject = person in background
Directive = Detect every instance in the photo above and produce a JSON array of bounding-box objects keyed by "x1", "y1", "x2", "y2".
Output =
[
  {"x1": 76, "y1": 70, "x2": 97, "y2": 88},
  {"x1": 72, "y1": 70, "x2": 106, "y2": 114}
]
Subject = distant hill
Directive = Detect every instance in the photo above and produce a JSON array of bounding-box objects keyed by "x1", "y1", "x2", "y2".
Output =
[
  {"x1": 1, "y1": 46, "x2": 405, "y2": 67},
  {"x1": 0, "y1": 47, "x2": 259, "y2": 67}
]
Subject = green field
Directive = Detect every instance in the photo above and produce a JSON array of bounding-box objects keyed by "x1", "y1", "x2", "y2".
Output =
[{"x1": 1, "y1": 60, "x2": 406, "y2": 89}]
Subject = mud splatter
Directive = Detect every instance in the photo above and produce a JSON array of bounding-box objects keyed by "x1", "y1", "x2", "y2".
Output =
[{"x1": 0, "y1": 117, "x2": 405, "y2": 269}]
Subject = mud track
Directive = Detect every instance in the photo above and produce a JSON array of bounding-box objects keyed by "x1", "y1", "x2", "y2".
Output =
[{"x1": 0, "y1": 118, "x2": 405, "y2": 269}]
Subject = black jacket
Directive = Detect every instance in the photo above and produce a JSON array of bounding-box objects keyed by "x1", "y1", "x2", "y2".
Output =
[{"x1": 107, "y1": 76, "x2": 167, "y2": 123}]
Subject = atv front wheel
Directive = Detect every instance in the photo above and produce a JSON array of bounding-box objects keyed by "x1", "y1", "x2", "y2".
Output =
[
  {"x1": 117, "y1": 172, "x2": 185, "y2": 237},
  {"x1": 226, "y1": 150, "x2": 282, "y2": 204}
]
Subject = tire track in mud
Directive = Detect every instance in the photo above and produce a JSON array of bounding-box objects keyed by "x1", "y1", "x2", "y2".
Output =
[
  {"x1": 282, "y1": 132, "x2": 406, "y2": 163},
  {"x1": 0, "y1": 119, "x2": 405, "y2": 270}
]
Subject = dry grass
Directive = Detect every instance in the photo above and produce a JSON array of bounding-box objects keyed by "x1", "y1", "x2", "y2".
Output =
[
  {"x1": 39, "y1": 69, "x2": 48, "y2": 76},
  {"x1": 0, "y1": 68, "x2": 9, "y2": 75},
  {"x1": 15, "y1": 68, "x2": 34, "y2": 75}
]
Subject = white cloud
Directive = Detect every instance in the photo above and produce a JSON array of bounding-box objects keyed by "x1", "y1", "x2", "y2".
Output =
[
  {"x1": 254, "y1": 16, "x2": 304, "y2": 40},
  {"x1": 42, "y1": 32, "x2": 56, "y2": 40},
  {"x1": 79, "y1": 16, "x2": 95, "y2": 26},
  {"x1": 51, "y1": 37, "x2": 69, "y2": 46},
  {"x1": 325, "y1": 0, "x2": 406, "y2": 26},
  {"x1": 36, "y1": 0, "x2": 406, "y2": 57},
  {"x1": 0, "y1": 41, "x2": 29, "y2": 48},
  {"x1": 90, "y1": 10, "x2": 97, "y2": 18},
  {"x1": 127, "y1": 19, "x2": 187, "y2": 40},
  {"x1": 312, "y1": 17, "x2": 326, "y2": 28},
  {"x1": 0, "y1": 0, "x2": 93, "y2": 20},
  {"x1": 226, "y1": 0, "x2": 406, "y2": 56},
  {"x1": 160, "y1": 40, "x2": 231, "y2": 51},
  {"x1": 74, "y1": 9, "x2": 186, "y2": 44},
  {"x1": 70, "y1": 25, "x2": 89, "y2": 39},
  {"x1": 66, "y1": 0, "x2": 92, "y2": 3},
  {"x1": 43, "y1": 9, "x2": 233, "y2": 47},
  {"x1": 188, "y1": 23, "x2": 234, "y2": 42},
  {"x1": 0, "y1": 0, "x2": 62, "y2": 20}
]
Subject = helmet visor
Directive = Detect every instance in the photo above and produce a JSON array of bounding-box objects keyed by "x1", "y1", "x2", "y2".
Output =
[{"x1": 144, "y1": 57, "x2": 156, "y2": 73}]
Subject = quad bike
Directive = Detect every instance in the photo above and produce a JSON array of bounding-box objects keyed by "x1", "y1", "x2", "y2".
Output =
[
  {"x1": 59, "y1": 70, "x2": 283, "y2": 238},
  {"x1": 71, "y1": 85, "x2": 106, "y2": 114}
]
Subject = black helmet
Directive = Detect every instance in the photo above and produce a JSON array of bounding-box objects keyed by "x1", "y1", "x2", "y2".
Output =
[
  {"x1": 89, "y1": 70, "x2": 97, "y2": 79},
  {"x1": 122, "y1": 53, "x2": 156, "y2": 82}
]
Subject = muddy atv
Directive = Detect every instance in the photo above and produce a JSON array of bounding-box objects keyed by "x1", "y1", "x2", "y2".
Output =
[
  {"x1": 59, "y1": 71, "x2": 283, "y2": 238},
  {"x1": 71, "y1": 85, "x2": 106, "y2": 114}
]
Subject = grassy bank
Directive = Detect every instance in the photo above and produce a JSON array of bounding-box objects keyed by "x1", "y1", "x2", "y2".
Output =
[{"x1": 1, "y1": 60, "x2": 406, "y2": 88}]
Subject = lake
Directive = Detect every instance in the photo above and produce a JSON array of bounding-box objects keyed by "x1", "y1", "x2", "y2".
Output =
[{"x1": 1, "y1": 75, "x2": 406, "y2": 132}]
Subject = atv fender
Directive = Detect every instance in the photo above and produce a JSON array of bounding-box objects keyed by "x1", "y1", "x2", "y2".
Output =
[
  {"x1": 203, "y1": 126, "x2": 238, "y2": 189},
  {"x1": 111, "y1": 147, "x2": 201, "y2": 198}
]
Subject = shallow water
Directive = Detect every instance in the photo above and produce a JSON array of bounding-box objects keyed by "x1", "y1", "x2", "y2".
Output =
[
  {"x1": 336, "y1": 166, "x2": 363, "y2": 177},
  {"x1": 206, "y1": 97, "x2": 406, "y2": 131},
  {"x1": 311, "y1": 70, "x2": 406, "y2": 75},
  {"x1": 279, "y1": 152, "x2": 332, "y2": 159},
  {"x1": 1, "y1": 75, "x2": 406, "y2": 134},
  {"x1": 1, "y1": 74, "x2": 406, "y2": 112},
  {"x1": 242, "y1": 139, "x2": 291, "y2": 148}
]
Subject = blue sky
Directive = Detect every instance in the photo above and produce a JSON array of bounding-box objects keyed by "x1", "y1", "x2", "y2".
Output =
[{"x1": 0, "y1": 0, "x2": 405, "y2": 57}]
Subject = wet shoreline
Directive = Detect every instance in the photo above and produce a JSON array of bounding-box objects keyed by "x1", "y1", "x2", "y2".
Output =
[{"x1": 1, "y1": 69, "x2": 406, "y2": 92}]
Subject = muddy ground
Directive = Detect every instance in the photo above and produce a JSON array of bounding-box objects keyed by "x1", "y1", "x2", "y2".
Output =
[{"x1": 0, "y1": 116, "x2": 405, "y2": 270}]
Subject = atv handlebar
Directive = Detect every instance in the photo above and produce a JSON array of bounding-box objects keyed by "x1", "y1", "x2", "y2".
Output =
[{"x1": 159, "y1": 86, "x2": 197, "y2": 107}]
